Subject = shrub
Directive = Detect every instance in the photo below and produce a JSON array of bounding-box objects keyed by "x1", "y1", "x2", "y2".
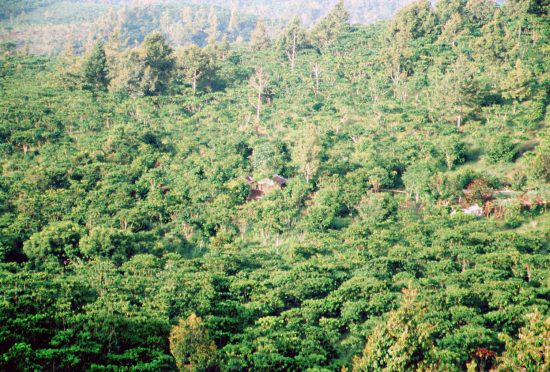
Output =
[{"x1": 486, "y1": 135, "x2": 518, "y2": 163}]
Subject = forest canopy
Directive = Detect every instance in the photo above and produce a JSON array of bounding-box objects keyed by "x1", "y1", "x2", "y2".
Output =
[{"x1": 0, "y1": 0, "x2": 548, "y2": 371}]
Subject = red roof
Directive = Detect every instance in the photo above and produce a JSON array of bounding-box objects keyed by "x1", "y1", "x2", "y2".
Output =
[{"x1": 272, "y1": 175, "x2": 287, "y2": 186}]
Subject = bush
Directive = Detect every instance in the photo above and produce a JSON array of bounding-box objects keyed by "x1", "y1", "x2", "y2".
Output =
[
  {"x1": 23, "y1": 221, "x2": 84, "y2": 265},
  {"x1": 486, "y1": 135, "x2": 518, "y2": 163},
  {"x1": 357, "y1": 193, "x2": 397, "y2": 224}
]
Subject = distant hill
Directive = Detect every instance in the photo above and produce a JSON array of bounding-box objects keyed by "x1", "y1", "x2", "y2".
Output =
[
  {"x1": 0, "y1": 0, "x2": 420, "y2": 54},
  {"x1": 1, "y1": 0, "x2": 417, "y2": 24},
  {"x1": 0, "y1": 1, "x2": 275, "y2": 54},
  {"x1": 178, "y1": 0, "x2": 418, "y2": 25}
]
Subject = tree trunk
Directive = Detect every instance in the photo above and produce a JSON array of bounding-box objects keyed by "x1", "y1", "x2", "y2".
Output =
[
  {"x1": 251, "y1": 68, "x2": 267, "y2": 132},
  {"x1": 291, "y1": 30, "x2": 297, "y2": 72},
  {"x1": 256, "y1": 86, "x2": 262, "y2": 123},
  {"x1": 313, "y1": 64, "x2": 321, "y2": 95}
]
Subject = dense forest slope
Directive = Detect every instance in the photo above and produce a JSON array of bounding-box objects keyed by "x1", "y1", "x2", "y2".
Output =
[
  {"x1": 0, "y1": 0, "x2": 549, "y2": 370},
  {"x1": 179, "y1": 0, "x2": 417, "y2": 24},
  {"x1": 0, "y1": 0, "x2": 420, "y2": 54},
  {"x1": 0, "y1": 1, "x2": 270, "y2": 54},
  {"x1": 0, "y1": 0, "x2": 417, "y2": 23}
]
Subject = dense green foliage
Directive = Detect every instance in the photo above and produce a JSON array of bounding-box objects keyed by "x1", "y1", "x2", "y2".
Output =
[
  {"x1": 0, "y1": 0, "x2": 272, "y2": 54},
  {"x1": 0, "y1": 0, "x2": 548, "y2": 370},
  {"x1": 0, "y1": 0, "x2": 425, "y2": 55}
]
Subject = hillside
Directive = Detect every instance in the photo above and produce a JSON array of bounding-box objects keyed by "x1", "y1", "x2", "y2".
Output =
[
  {"x1": 0, "y1": 0, "x2": 549, "y2": 371},
  {"x1": 0, "y1": 1, "x2": 274, "y2": 54},
  {"x1": 0, "y1": 0, "x2": 419, "y2": 54},
  {"x1": 180, "y1": 0, "x2": 417, "y2": 24}
]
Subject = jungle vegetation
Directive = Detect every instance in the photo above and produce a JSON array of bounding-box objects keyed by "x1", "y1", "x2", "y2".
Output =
[{"x1": 0, "y1": 0, "x2": 548, "y2": 370}]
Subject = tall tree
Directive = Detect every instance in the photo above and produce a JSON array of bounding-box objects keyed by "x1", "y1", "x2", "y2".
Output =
[
  {"x1": 207, "y1": 6, "x2": 219, "y2": 45},
  {"x1": 249, "y1": 67, "x2": 269, "y2": 130},
  {"x1": 293, "y1": 125, "x2": 321, "y2": 183},
  {"x1": 58, "y1": 41, "x2": 83, "y2": 90},
  {"x1": 385, "y1": 0, "x2": 436, "y2": 92},
  {"x1": 176, "y1": 45, "x2": 211, "y2": 94},
  {"x1": 310, "y1": 0, "x2": 351, "y2": 48},
  {"x1": 501, "y1": 59, "x2": 536, "y2": 112},
  {"x1": 433, "y1": 55, "x2": 480, "y2": 129},
  {"x1": 249, "y1": 18, "x2": 270, "y2": 50},
  {"x1": 276, "y1": 16, "x2": 308, "y2": 72},
  {"x1": 228, "y1": 6, "x2": 239, "y2": 33},
  {"x1": 437, "y1": 133, "x2": 465, "y2": 170},
  {"x1": 83, "y1": 41, "x2": 110, "y2": 91},
  {"x1": 108, "y1": 48, "x2": 145, "y2": 97},
  {"x1": 218, "y1": 36, "x2": 230, "y2": 60},
  {"x1": 141, "y1": 31, "x2": 174, "y2": 95},
  {"x1": 402, "y1": 161, "x2": 434, "y2": 204}
]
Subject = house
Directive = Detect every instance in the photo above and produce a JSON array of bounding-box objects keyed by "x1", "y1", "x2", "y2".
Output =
[{"x1": 246, "y1": 174, "x2": 287, "y2": 200}]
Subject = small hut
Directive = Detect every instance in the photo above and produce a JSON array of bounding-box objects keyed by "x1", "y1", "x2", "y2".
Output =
[{"x1": 246, "y1": 174, "x2": 287, "y2": 200}]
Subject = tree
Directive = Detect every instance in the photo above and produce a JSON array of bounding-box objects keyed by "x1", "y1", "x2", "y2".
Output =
[
  {"x1": 276, "y1": 16, "x2": 308, "y2": 72},
  {"x1": 251, "y1": 140, "x2": 288, "y2": 178},
  {"x1": 357, "y1": 193, "x2": 397, "y2": 225},
  {"x1": 385, "y1": 0, "x2": 436, "y2": 92},
  {"x1": 402, "y1": 161, "x2": 434, "y2": 204},
  {"x1": 141, "y1": 32, "x2": 174, "y2": 95},
  {"x1": 310, "y1": 0, "x2": 350, "y2": 48},
  {"x1": 438, "y1": 134, "x2": 466, "y2": 170},
  {"x1": 228, "y1": 6, "x2": 239, "y2": 33},
  {"x1": 176, "y1": 45, "x2": 211, "y2": 94},
  {"x1": 181, "y1": 6, "x2": 193, "y2": 25},
  {"x1": 528, "y1": 133, "x2": 550, "y2": 182},
  {"x1": 108, "y1": 48, "x2": 145, "y2": 97},
  {"x1": 465, "y1": 0, "x2": 497, "y2": 27},
  {"x1": 83, "y1": 41, "x2": 110, "y2": 91},
  {"x1": 58, "y1": 41, "x2": 83, "y2": 90},
  {"x1": 218, "y1": 36, "x2": 230, "y2": 60},
  {"x1": 293, "y1": 125, "x2": 321, "y2": 183},
  {"x1": 207, "y1": 6, "x2": 219, "y2": 45},
  {"x1": 501, "y1": 59, "x2": 536, "y2": 113},
  {"x1": 249, "y1": 18, "x2": 270, "y2": 50},
  {"x1": 433, "y1": 55, "x2": 480, "y2": 129},
  {"x1": 23, "y1": 221, "x2": 84, "y2": 265},
  {"x1": 311, "y1": 61, "x2": 322, "y2": 96},
  {"x1": 439, "y1": 12, "x2": 466, "y2": 48},
  {"x1": 249, "y1": 67, "x2": 269, "y2": 129},
  {"x1": 79, "y1": 227, "x2": 135, "y2": 265},
  {"x1": 472, "y1": 6, "x2": 511, "y2": 62},
  {"x1": 169, "y1": 314, "x2": 218, "y2": 371},
  {"x1": 352, "y1": 287, "x2": 434, "y2": 371}
]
